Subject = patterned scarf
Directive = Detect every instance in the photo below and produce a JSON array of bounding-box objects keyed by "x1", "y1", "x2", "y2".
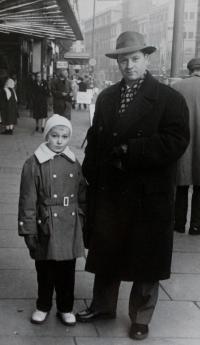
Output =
[{"x1": 119, "y1": 71, "x2": 147, "y2": 115}]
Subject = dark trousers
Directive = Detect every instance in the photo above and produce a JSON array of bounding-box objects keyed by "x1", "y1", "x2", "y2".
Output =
[
  {"x1": 90, "y1": 274, "x2": 159, "y2": 325},
  {"x1": 35, "y1": 260, "x2": 76, "y2": 313},
  {"x1": 175, "y1": 185, "x2": 200, "y2": 230}
]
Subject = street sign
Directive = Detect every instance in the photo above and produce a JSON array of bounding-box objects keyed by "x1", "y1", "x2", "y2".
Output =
[
  {"x1": 56, "y1": 60, "x2": 68, "y2": 69},
  {"x1": 89, "y1": 58, "x2": 96, "y2": 66}
]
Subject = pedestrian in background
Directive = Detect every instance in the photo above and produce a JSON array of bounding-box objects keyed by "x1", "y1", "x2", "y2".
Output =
[
  {"x1": 77, "y1": 76, "x2": 88, "y2": 110},
  {"x1": 18, "y1": 114, "x2": 86, "y2": 326},
  {"x1": 76, "y1": 31, "x2": 189, "y2": 340},
  {"x1": 173, "y1": 58, "x2": 200, "y2": 235},
  {"x1": 32, "y1": 72, "x2": 49, "y2": 132},
  {"x1": 71, "y1": 75, "x2": 79, "y2": 109},
  {"x1": 0, "y1": 68, "x2": 18, "y2": 135},
  {"x1": 51, "y1": 69, "x2": 72, "y2": 120}
]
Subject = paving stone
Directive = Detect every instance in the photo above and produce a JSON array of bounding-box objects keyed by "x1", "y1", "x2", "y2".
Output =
[
  {"x1": 0, "y1": 202, "x2": 18, "y2": 214},
  {"x1": 173, "y1": 232, "x2": 200, "y2": 253},
  {"x1": 171, "y1": 253, "x2": 200, "y2": 273},
  {"x1": 0, "y1": 248, "x2": 34, "y2": 269},
  {"x1": 74, "y1": 271, "x2": 94, "y2": 299},
  {"x1": 76, "y1": 338, "x2": 200, "y2": 345},
  {"x1": 0, "y1": 214, "x2": 17, "y2": 230},
  {"x1": 0, "y1": 231, "x2": 24, "y2": 248},
  {"x1": 150, "y1": 301, "x2": 200, "y2": 338},
  {"x1": 0, "y1": 300, "x2": 97, "y2": 337},
  {"x1": 90, "y1": 300, "x2": 200, "y2": 338},
  {"x1": 0, "y1": 193, "x2": 19, "y2": 203},
  {"x1": 0, "y1": 269, "x2": 36, "y2": 298},
  {"x1": 161, "y1": 274, "x2": 200, "y2": 301},
  {"x1": 0, "y1": 336, "x2": 76, "y2": 345},
  {"x1": 76, "y1": 257, "x2": 86, "y2": 271}
]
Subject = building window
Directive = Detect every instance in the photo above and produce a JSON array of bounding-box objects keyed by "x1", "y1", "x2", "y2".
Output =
[
  {"x1": 190, "y1": 12, "x2": 195, "y2": 20},
  {"x1": 183, "y1": 32, "x2": 187, "y2": 39},
  {"x1": 188, "y1": 32, "x2": 194, "y2": 39},
  {"x1": 184, "y1": 12, "x2": 188, "y2": 20}
]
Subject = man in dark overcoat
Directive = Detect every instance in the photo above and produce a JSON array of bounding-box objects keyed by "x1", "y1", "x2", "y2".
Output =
[
  {"x1": 173, "y1": 58, "x2": 200, "y2": 235},
  {"x1": 76, "y1": 31, "x2": 190, "y2": 340},
  {"x1": 51, "y1": 69, "x2": 72, "y2": 120}
]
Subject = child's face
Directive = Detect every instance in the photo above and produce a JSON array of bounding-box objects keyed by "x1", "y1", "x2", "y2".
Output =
[{"x1": 46, "y1": 126, "x2": 70, "y2": 153}]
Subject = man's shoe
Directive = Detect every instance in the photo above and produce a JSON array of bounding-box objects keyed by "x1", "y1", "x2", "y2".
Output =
[
  {"x1": 189, "y1": 226, "x2": 200, "y2": 235},
  {"x1": 56, "y1": 311, "x2": 76, "y2": 326},
  {"x1": 76, "y1": 308, "x2": 116, "y2": 322},
  {"x1": 31, "y1": 309, "x2": 48, "y2": 324},
  {"x1": 129, "y1": 323, "x2": 149, "y2": 340}
]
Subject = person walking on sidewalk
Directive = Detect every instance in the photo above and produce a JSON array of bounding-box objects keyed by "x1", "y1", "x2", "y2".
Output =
[
  {"x1": 76, "y1": 31, "x2": 190, "y2": 340},
  {"x1": 32, "y1": 72, "x2": 50, "y2": 133},
  {"x1": 0, "y1": 69, "x2": 18, "y2": 135},
  {"x1": 51, "y1": 69, "x2": 72, "y2": 120},
  {"x1": 173, "y1": 58, "x2": 200, "y2": 235},
  {"x1": 18, "y1": 114, "x2": 86, "y2": 326}
]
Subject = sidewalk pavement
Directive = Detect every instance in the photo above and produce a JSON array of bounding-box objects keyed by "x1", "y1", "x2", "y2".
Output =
[{"x1": 0, "y1": 109, "x2": 200, "y2": 345}]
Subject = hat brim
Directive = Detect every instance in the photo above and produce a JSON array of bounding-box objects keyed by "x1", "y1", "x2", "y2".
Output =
[{"x1": 105, "y1": 46, "x2": 156, "y2": 59}]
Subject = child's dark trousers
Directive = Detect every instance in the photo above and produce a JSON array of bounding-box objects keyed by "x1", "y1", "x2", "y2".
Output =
[{"x1": 35, "y1": 259, "x2": 76, "y2": 313}]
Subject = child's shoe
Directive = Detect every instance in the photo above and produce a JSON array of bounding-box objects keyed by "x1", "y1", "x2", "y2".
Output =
[
  {"x1": 31, "y1": 309, "x2": 48, "y2": 324},
  {"x1": 56, "y1": 311, "x2": 76, "y2": 326}
]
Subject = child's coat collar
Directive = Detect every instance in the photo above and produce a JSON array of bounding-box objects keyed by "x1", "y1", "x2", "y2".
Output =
[{"x1": 34, "y1": 143, "x2": 76, "y2": 164}]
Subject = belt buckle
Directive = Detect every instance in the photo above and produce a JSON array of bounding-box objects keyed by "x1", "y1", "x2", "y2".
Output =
[{"x1": 63, "y1": 196, "x2": 69, "y2": 207}]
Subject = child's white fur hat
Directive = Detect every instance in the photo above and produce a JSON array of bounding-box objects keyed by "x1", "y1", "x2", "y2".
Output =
[{"x1": 44, "y1": 114, "x2": 72, "y2": 139}]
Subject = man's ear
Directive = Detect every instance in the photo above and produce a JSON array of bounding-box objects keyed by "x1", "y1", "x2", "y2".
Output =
[{"x1": 144, "y1": 54, "x2": 150, "y2": 67}]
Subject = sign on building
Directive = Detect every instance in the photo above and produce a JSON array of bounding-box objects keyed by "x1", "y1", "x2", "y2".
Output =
[{"x1": 56, "y1": 60, "x2": 69, "y2": 69}]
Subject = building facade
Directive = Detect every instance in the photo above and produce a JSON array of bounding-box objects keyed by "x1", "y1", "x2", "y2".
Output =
[{"x1": 83, "y1": 0, "x2": 199, "y2": 82}]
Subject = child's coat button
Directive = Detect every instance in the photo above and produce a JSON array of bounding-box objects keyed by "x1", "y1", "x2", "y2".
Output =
[
  {"x1": 53, "y1": 213, "x2": 58, "y2": 217},
  {"x1": 53, "y1": 174, "x2": 57, "y2": 178}
]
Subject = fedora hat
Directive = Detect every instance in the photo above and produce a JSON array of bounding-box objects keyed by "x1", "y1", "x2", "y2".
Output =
[
  {"x1": 105, "y1": 31, "x2": 156, "y2": 59},
  {"x1": 187, "y1": 58, "x2": 200, "y2": 72}
]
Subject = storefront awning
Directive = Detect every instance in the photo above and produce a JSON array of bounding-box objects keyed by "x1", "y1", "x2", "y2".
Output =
[
  {"x1": 64, "y1": 51, "x2": 90, "y2": 65},
  {"x1": 0, "y1": 0, "x2": 83, "y2": 40}
]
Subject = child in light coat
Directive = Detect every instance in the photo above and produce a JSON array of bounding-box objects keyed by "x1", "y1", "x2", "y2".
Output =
[{"x1": 18, "y1": 114, "x2": 86, "y2": 325}]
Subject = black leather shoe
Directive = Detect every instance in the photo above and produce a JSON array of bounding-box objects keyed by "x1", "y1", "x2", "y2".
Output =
[
  {"x1": 129, "y1": 323, "x2": 149, "y2": 340},
  {"x1": 76, "y1": 308, "x2": 116, "y2": 322},
  {"x1": 189, "y1": 226, "x2": 200, "y2": 235}
]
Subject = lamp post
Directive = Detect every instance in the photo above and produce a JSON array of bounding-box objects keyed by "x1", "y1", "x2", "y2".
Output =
[
  {"x1": 170, "y1": 0, "x2": 185, "y2": 77},
  {"x1": 91, "y1": 0, "x2": 96, "y2": 58}
]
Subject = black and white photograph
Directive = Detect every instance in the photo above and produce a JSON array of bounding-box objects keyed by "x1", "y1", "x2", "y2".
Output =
[{"x1": 0, "y1": 0, "x2": 200, "y2": 344}]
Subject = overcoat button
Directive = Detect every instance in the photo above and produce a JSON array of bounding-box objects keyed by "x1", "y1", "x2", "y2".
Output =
[
  {"x1": 71, "y1": 212, "x2": 75, "y2": 216},
  {"x1": 19, "y1": 221, "x2": 24, "y2": 226},
  {"x1": 113, "y1": 132, "x2": 118, "y2": 137},
  {"x1": 71, "y1": 194, "x2": 74, "y2": 198},
  {"x1": 69, "y1": 173, "x2": 74, "y2": 178},
  {"x1": 38, "y1": 219, "x2": 42, "y2": 224},
  {"x1": 53, "y1": 194, "x2": 58, "y2": 198},
  {"x1": 54, "y1": 213, "x2": 58, "y2": 217},
  {"x1": 53, "y1": 174, "x2": 57, "y2": 178}
]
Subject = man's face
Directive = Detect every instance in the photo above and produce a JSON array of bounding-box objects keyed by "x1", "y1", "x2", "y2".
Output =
[
  {"x1": 117, "y1": 51, "x2": 149, "y2": 84},
  {"x1": 60, "y1": 69, "x2": 68, "y2": 79}
]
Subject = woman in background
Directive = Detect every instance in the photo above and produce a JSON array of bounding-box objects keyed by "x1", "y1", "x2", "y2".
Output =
[{"x1": 0, "y1": 69, "x2": 18, "y2": 135}]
